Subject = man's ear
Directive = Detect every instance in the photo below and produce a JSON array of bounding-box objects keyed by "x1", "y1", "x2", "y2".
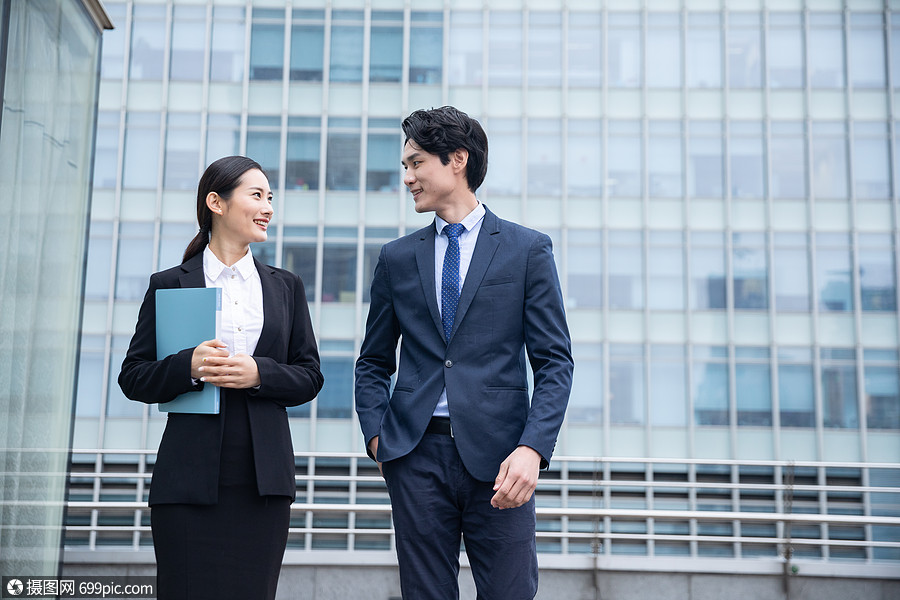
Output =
[
  {"x1": 206, "y1": 192, "x2": 223, "y2": 215},
  {"x1": 451, "y1": 148, "x2": 469, "y2": 174}
]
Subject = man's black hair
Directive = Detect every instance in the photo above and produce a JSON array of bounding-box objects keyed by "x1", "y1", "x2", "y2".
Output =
[{"x1": 401, "y1": 106, "x2": 488, "y2": 193}]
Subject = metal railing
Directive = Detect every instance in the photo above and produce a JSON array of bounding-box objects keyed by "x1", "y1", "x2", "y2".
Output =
[{"x1": 62, "y1": 450, "x2": 900, "y2": 577}]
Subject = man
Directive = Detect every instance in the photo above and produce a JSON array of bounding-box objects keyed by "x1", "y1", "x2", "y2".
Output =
[{"x1": 355, "y1": 106, "x2": 573, "y2": 599}]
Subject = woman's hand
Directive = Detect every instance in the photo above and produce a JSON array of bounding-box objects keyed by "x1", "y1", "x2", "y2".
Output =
[
  {"x1": 195, "y1": 343, "x2": 261, "y2": 389},
  {"x1": 190, "y1": 339, "x2": 229, "y2": 379}
]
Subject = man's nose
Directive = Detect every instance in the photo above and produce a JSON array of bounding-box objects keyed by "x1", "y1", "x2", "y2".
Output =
[{"x1": 403, "y1": 171, "x2": 415, "y2": 187}]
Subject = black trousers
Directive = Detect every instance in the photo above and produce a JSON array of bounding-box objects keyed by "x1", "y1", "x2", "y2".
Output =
[{"x1": 151, "y1": 485, "x2": 291, "y2": 600}]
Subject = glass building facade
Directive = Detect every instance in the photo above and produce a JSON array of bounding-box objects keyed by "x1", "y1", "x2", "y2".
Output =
[{"x1": 67, "y1": 0, "x2": 900, "y2": 579}]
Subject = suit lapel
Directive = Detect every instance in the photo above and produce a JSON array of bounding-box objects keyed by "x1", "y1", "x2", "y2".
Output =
[
  {"x1": 452, "y1": 208, "x2": 500, "y2": 339},
  {"x1": 177, "y1": 253, "x2": 205, "y2": 288},
  {"x1": 414, "y1": 224, "x2": 445, "y2": 340},
  {"x1": 253, "y1": 258, "x2": 280, "y2": 358}
]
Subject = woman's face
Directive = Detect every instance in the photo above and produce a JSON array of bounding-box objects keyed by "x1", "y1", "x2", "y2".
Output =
[{"x1": 213, "y1": 168, "x2": 273, "y2": 245}]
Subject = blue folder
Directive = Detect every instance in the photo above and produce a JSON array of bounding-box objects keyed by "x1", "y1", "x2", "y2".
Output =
[{"x1": 155, "y1": 287, "x2": 222, "y2": 414}]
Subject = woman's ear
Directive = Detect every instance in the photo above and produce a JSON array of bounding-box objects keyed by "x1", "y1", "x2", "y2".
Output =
[{"x1": 206, "y1": 191, "x2": 223, "y2": 215}]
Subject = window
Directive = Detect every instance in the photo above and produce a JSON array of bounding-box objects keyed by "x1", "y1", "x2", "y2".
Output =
[
  {"x1": 767, "y1": 13, "x2": 804, "y2": 88},
  {"x1": 159, "y1": 223, "x2": 194, "y2": 271},
  {"x1": 650, "y1": 345, "x2": 687, "y2": 426},
  {"x1": 688, "y1": 121, "x2": 724, "y2": 198},
  {"x1": 122, "y1": 112, "x2": 161, "y2": 189},
  {"x1": 736, "y1": 347, "x2": 771, "y2": 426},
  {"x1": 210, "y1": 6, "x2": 245, "y2": 82},
  {"x1": 607, "y1": 12, "x2": 641, "y2": 88},
  {"x1": 164, "y1": 113, "x2": 201, "y2": 190},
  {"x1": 527, "y1": 119, "x2": 562, "y2": 196},
  {"x1": 730, "y1": 121, "x2": 765, "y2": 199},
  {"x1": 774, "y1": 233, "x2": 810, "y2": 311},
  {"x1": 864, "y1": 349, "x2": 900, "y2": 430},
  {"x1": 205, "y1": 114, "x2": 240, "y2": 166},
  {"x1": 646, "y1": 13, "x2": 680, "y2": 88},
  {"x1": 322, "y1": 229, "x2": 357, "y2": 303},
  {"x1": 816, "y1": 233, "x2": 853, "y2": 312},
  {"x1": 247, "y1": 116, "x2": 282, "y2": 186},
  {"x1": 811, "y1": 122, "x2": 849, "y2": 200},
  {"x1": 649, "y1": 232, "x2": 685, "y2": 310},
  {"x1": 567, "y1": 229, "x2": 602, "y2": 309},
  {"x1": 690, "y1": 232, "x2": 727, "y2": 310},
  {"x1": 483, "y1": 119, "x2": 521, "y2": 195},
  {"x1": 76, "y1": 335, "x2": 105, "y2": 418},
  {"x1": 566, "y1": 120, "x2": 602, "y2": 196},
  {"x1": 286, "y1": 117, "x2": 320, "y2": 191},
  {"x1": 528, "y1": 12, "x2": 562, "y2": 87},
  {"x1": 733, "y1": 232, "x2": 768, "y2": 310},
  {"x1": 93, "y1": 111, "x2": 119, "y2": 189},
  {"x1": 770, "y1": 121, "x2": 807, "y2": 199},
  {"x1": 694, "y1": 346, "x2": 729, "y2": 426},
  {"x1": 686, "y1": 13, "x2": 721, "y2": 88},
  {"x1": 366, "y1": 123, "x2": 400, "y2": 192},
  {"x1": 170, "y1": 5, "x2": 206, "y2": 81},
  {"x1": 317, "y1": 355, "x2": 355, "y2": 418},
  {"x1": 370, "y1": 11, "x2": 402, "y2": 83},
  {"x1": 821, "y1": 348, "x2": 859, "y2": 429},
  {"x1": 727, "y1": 13, "x2": 762, "y2": 88},
  {"x1": 853, "y1": 122, "x2": 891, "y2": 199},
  {"x1": 608, "y1": 230, "x2": 643, "y2": 310},
  {"x1": 849, "y1": 13, "x2": 886, "y2": 89},
  {"x1": 607, "y1": 121, "x2": 642, "y2": 198},
  {"x1": 283, "y1": 228, "x2": 318, "y2": 303},
  {"x1": 858, "y1": 234, "x2": 897, "y2": 311},
  {"x1": 326, "y1": 118, "x2": 361, "y2": 191},
  {"x1": 363, "y1": 228, "x2": 397, "y2": 303},
  {"x1": 610, "y1": 344, "x2": 645, "y2": 425},
  {"x1": 779, "y1": 347, "x2": 815, "y2": 427},
  {"x1": 115, "y1": 222, "x2": 154, "y2": 301},
  {"x1": 489, "y1": 11, "x2": 522, "y2": 86},
  {"x1": 410, "y1": 12, "x2": 442, "y2": 84},
  {"x1": 100, "y1": 2, "x2": 126, "y2": 79},
  {"x1": 648, "y1": 121, "x2": 683, "y2": 198},
  {"x1": 449, "y1": 11, "x2": 483, "y2": 86},
  {"x1": 568, "y1": 12, "x2": 601, "y2": 87},
  {"x1": 330, "y1": 11, "x2": 364, "y2": 82},
  {"x1": 84, "y1": 221, "x2": 113, "y2": 301},
  {"x1": 569, "y1": 343, "x2": 602, "y2": 423},
  {"x1": 290, "y1": 10, "x2": 324, "y2": 81},
  {"x1": 250, "y1": 9, "x2": 285, "y2": 80},
  {"x1": 808, "y1": 13, "x2": 845, "y2": 88},
  {"x1": 129, "y1": 4, "x2": 165, "y2": 81}
]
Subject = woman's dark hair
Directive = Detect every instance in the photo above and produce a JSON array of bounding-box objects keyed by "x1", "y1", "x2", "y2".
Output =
[
  {"x1": 401, "y1": 106, "x2": 488, "y2": 192},
  {"x1": 182, "y1": 156, "x2": 265, "y2": 264}
]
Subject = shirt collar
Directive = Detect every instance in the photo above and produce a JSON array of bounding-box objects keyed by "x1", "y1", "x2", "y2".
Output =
[
  {"x1": 203, "y1": 246, "x2": 257, "y2": 282},
  {"x1": 434, "y1": 202, "x2": 485, "y2": 236}
]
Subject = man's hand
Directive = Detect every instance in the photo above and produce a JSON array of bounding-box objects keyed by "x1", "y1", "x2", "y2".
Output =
[
  {"x1": 369, "y1": 436, "x2": 383, "y2": 477},
  {"x1": 491, "y1": 445, "x2": 542, "y2": 509}
]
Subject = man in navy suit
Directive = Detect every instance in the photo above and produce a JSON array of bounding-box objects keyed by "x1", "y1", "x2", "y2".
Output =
[{"x1": 355, "y1": 106, "x2": 574, "y2": 599}]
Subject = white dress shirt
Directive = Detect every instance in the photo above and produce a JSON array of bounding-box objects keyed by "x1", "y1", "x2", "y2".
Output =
[
  {"x1": 432, "y1": 202, "x2": 486, "y2": 418},
  {"x1": 203, "y1": 245, "x2": 264, "y2": 357}
]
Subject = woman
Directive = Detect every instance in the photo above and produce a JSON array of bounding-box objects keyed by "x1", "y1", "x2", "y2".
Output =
[{"x1": 119, "y1": 156, "x2": 323, "y2": 600}]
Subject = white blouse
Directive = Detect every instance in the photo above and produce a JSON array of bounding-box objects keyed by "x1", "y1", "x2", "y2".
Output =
[{"x1": 202, "y1": 245, "x2": 264, "y2": 357}]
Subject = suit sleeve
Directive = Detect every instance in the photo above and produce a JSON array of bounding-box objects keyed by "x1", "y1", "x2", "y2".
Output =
[
  {"x1": 518, "y1": 234, "x2": 574, "y2": 467},
  {"x1": 118, "y1": 273, "x2": 203, "y2": 404},
  {"x1": 249, "y1": 274, "x2": 324, "y2": 408},
  {"x1": 354, "y1": 246, "x2": 400, "y2": 459}
]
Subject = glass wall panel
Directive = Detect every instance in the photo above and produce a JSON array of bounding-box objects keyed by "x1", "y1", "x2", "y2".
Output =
[
  {"x1": 84, "y1": 221, "x2": 113, "y2": 301},
  {"x1": 609, "y1": 230, "x2": 643, "y2": 310},
  {"x1": 449, "y1": 11, "x2": 483, "y2": 86},
  {"x1": 774, "y1": 233, "x2": 810, "y2": 311},
  {"x1": 247, "y1": 116, "x2": 282, "y2": 185},
  {"x1": 75, "y1": 335, "x2": 105, "y2": 418},
  {"x1": 864, "y1": 350, "x2": 900, "y2": 430},
  {"x1": 727, "y1": 13, "x2": 762, "y2": 88},
  {"x1": 686, "y1": 13, "x2": 721, "y2": 88},
  {"x1": 610, "y1": 344, "x2": 645, "y2": 425},
  {"x1": 569, "y1": 343, "x2": 602, "y2": 423},
  {"x1": 527, "y1": 119, "x2": 562, "y2": 196},
  {"x1": 694, "y1": 346, "x2": 729, "y2": 426},
  {"x1": 410, "y1": 12, "x2": 443, "y2": 84},
  {"x1": 529, "y1": 12, "x2": 562, "y2": 87},
  {"x1": 849, "y1": 13, "x2": 886, "y2": 89},
  {"x1": 489, "y1": 11, "x2": 522, "y2": 86},
  {"x1": 159, "y1": 223, "x2": 194, "y2": 271},
  {"x1": 648, "y1": 121, "x2": 683, "y2": 198},
  {"x1": 250, "y1": 9, "x2": 285, "y2": 80},
  {"x1": 115, "y1": 222, "x2": 154, "y2": 301},
  {"x1": 608, "y1": 120, "x2": 641, "y2": 198},
  {"x1": 122, "y1": 112, "x2": 161, "y2": 189},
  {"x1": 326, "y1": 118, "x2": 361, "y2": 191},
  {"x1": 317, "y1": 356, "x2": 354, "y2": 418},
  {"x1": 370, "y1": 12, "x2": 402, "y2": 83},
  {"x1": 164, "y1": 112, "x2": 201, "y2": 190},
  {"x1": 858, "y1": 234, "x2": 897, "y2": 312},
  {"x1": 778, "y1": 347, "x2": 815, "y2": 427},
  {"x1": 93, "y1": 110, "x2": 119, "y2": 189},
  {"x1": 736, "y1": 347, "x2": 771, "y2": 426},
  {"x1": 808, "y1": 13, "x2": 845, "y2": 88},
  {"x1": 322, "y1": 229, "x2": 357, "y2": 303},
  {"x1": 852, "y1": 122, "x2": 891, "y2": 199},
  {"x1": 821, "y1": 348, "x2": 859, "y2": 429},
  {"x1": 210, "y1": 6, "x2": 245, "y2": 82},
  {"x1": 646, "y1": 13, "x2": 680, "y2": 88},
  {"x1": 206, "y1": 113, "x2": 241, "y2": 165},
  {"x1": 649, "y1": 231, "x2": 684, "y2": 310},
  {"x1": 567, "y1": 229, "x2": 602, "y2": 309},
  {"x1": 170, "y1": 5, "x2": 206, "y2": 81},
  {"x1": 129, "y1": 4, "x2": 165, "y2": 80},
  {"x1": 770, "y1": 121, "x2": 806, "y2": 199},
  {"x1": 607, "y1": 12, "x2": 641, "y2": 88},
  {"x1": 690, "y1": 232, "x2": 727, "y2": 310},
  {"x1": 283, "y1": 228, "x2": 317, "y2": 303},
  {"x1": 732, "y1": 232, "x2": 768, "y2": 310},
  {"x1": 892, "y1": 18, "x2": 900, "y2": 89},
  {"x1": 290, "y1": 10, "x2": 325, "y2": 81},
  {"x1": 363, "y1": 228, "x2": 397, "y2": 303},
  {"x1": 568, "y1": 12, "x2": 601, "y2": 87},
  {"x1": 767, "y1": 13, "x2": 803, "y2": 88},
  {"x1": 567, "y1": 120, "x2": 602, "y2": 196},
  {"x1": 730, "y1": 121, "x2": 765, "y2": 199},
  {"x1": 811, "y1": 122, "x2": 849, "y2": 200},
  {"x1": 100, "y1": 2, "x2": 127, "y2": 79},
  {"x1": 367, "y1": 125, "x2": 401, "y2": 192},
  {"x1": 816, "y1": 233, "x2": 853, "y2": 312},
  {"x1": 650, "y1": 345, "x2": 687, "y2": 426},
  {"x1": 688, "y1": 121, "x2": 724, "y2": 198},
  {"x1": 330, "y1": 12, "x2": 364, "y2": 83},
  {"x1": 286, "y1": 117, "x2": 321, "y2": 190},
  {"x1": 483, "y1": 118, "x2": 521, "y2": 195}
]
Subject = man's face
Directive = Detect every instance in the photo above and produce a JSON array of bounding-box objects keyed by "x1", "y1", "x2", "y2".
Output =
[{"x1": 401, "y1": 140, "x2": 463, "y2": 214}]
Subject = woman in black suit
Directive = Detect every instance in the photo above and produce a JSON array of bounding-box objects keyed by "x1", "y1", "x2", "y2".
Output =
[{"x1": 119, "y1": 156, "x2": 323, "y2": 600}]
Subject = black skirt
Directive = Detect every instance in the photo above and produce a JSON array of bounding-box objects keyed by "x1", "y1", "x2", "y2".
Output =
[{"x1": 151, "y1": 392, "x2": 292, "y2": 600}]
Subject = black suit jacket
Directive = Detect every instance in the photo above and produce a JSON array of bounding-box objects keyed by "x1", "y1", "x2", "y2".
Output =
[
  {"x1": 118, "y1": 252, "x2": 323, "y2": 505},
  {"x1": 355, "y1": 207, "x2": 573, "y2": 482}
]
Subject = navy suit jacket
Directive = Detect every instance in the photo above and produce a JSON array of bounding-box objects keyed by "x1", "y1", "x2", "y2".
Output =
[
  {"x1": 118, "y1": 252, "x2": 323, "y2": 505},
  {"x1": 355, "y1": 207, "x2": 573, "y2": 482}
]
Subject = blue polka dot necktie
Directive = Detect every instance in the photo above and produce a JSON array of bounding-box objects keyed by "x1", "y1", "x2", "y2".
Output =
[{"x1": 441, "y1": 223, "x2": 464, "y2": 343}]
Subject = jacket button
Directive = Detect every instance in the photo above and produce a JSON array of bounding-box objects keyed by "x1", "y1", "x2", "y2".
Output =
[{"x1": 444, "y1": 360, "x2": 453, "y2": 368}]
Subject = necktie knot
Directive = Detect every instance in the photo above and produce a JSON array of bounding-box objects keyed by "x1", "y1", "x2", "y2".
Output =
[{"x1": 443, "y1": 223, "x2": 464, "y2": 240}]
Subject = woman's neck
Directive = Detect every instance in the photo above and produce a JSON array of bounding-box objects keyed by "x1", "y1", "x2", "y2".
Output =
[{"x1": 207, "y1": 237, "x2": 250, "y2": 267}]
